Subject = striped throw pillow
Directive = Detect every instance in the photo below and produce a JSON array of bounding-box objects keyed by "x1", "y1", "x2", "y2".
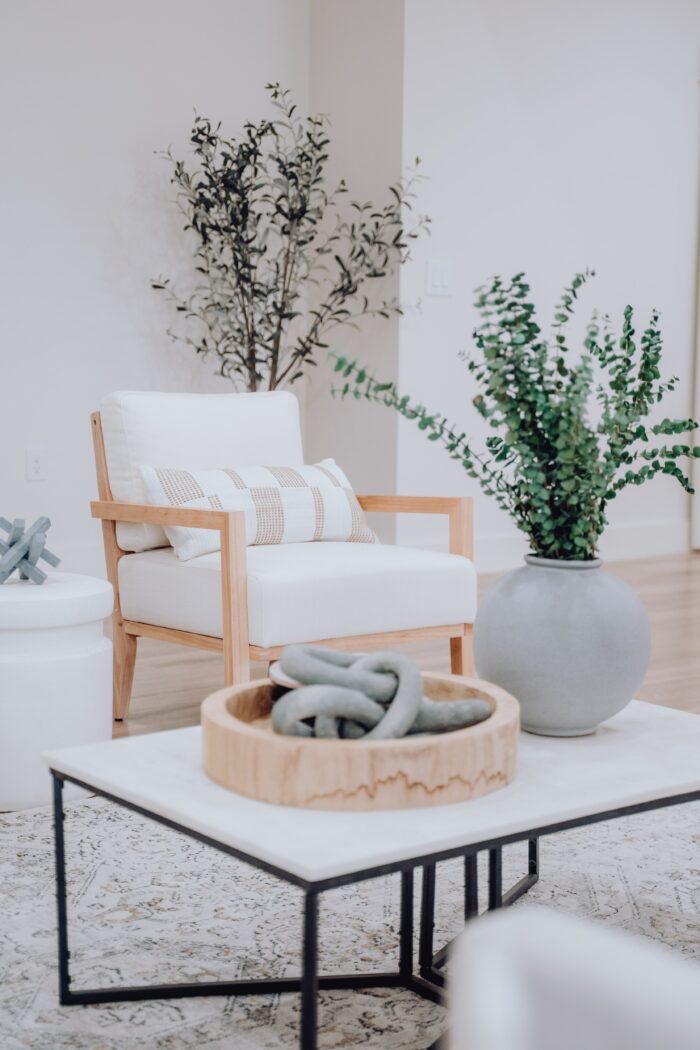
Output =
[{"x1": 139, "y1": 460, "x2": 376, "y2": 561}]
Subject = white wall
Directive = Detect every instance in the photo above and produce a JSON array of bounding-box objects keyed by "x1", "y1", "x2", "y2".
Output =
[
  {"x1": 3, "y1": 0, "x2": 698, "y2": 576},
  {"x1": 0, "y1": 0, "x2": 309, "y2": 574},
  {"x1": 304, "y1": 0, "x2": 405, "y2": 541},
  {"x1": 396, "y1": 0, "x2": 700, "y2": 569}
]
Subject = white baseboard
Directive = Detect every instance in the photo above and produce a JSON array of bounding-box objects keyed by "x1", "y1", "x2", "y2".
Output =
[
  {"x1": 486, "y1": 517, "x2": 690, "y2": 572},
  {"x1": 597, "y1": 517, "x2": 690, "y2": 563},
  {"x1": 400, "y1": 518, "x2": 690, "y2": 573}
]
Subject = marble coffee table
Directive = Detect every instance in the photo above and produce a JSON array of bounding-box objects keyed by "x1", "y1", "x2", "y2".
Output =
[{"x1": 45, "y1": 700, "x2": 700, "y2": 1050}]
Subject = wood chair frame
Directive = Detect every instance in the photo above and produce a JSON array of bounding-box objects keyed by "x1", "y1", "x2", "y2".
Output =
[{"x1": 91, "y1": 412, "x2": 475, "y2": 721}]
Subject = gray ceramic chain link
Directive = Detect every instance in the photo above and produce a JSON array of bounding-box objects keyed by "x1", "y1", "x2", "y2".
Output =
[
  {"x1": 0, "y1": 516, "x2": 61, "y2": 585},
  {"x1": 273, "y1": 645, "x2": 492, "y2": 740},
  {"x1": 271, "y1": 685, "x2": 384, "y2": 738},
  {"x1": 279, "y1": 644, "x2": 397, "y2": 702}
]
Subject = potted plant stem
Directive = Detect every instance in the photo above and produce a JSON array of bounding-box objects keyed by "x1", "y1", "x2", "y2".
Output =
[{"x1": 153, "y1": 84, "x2": 428, "y2": 392}]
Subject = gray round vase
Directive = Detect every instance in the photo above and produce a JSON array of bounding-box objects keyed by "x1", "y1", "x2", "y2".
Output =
[{"x1": 473, "y1": 555, "x2": 650, "y2": 736}]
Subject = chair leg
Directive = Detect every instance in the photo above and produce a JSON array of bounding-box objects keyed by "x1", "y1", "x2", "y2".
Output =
[
  {"x1": 223, "y1": 627, "x2": 251, "y2": 686},
  {"x1": 112, "y1": 620, "x2": 137, "y2": 721},
  {"x1": 221, "y1": 511, "x2": 250, "y2": 687},
  {"x1": 450, "y1": 624, "x2": 475, "y2": 677}
]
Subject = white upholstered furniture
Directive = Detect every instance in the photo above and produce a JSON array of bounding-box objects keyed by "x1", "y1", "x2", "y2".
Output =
[
  {"x1": 450, "y1": 908, "x2": 700, "y2": 1050},
  {"x1": 91, "y1": 391, "x2": 476, "y2": 720}
]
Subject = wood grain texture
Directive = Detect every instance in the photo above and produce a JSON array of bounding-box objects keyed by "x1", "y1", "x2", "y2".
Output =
[
  {"x1": 112, "y1": 631, "x2": 137, "y2": 721},
  {"x1": 123, "y1": 621, "x2": 225, "y2": 652},
  {"x1": 91, "y1": 413, "x2": 134, "y2": 719},
  {"x1": 250, "y1": 624, "x2": 465, "y2": 661},
  {"x1": 448, "y1": 498, "x2": 474, "y2": 561},
  {"x1": 357, "y1": 494, "x2": 471, "y2": 517},
  {"x1": 445, "y1": 498, "x2": 474, "y2": 675},
  {"x1": 221, "y1": 511, "x2": 250, "y2": 684},
  {"x1": 357, "y1": 494, "x2": 474, "y2": 564},
  {"x1": 121, "y1": 622, "x2": 464, "y2": 659},
  {"x1": 90, "y1": 499, "x2": 232, "y2": 530},
  {"x1": 450, "y1": 625, "x2": 475, "y2": 676},
  {"x1": 201, "y1": 673, "x2": 519, "y2": 810}
]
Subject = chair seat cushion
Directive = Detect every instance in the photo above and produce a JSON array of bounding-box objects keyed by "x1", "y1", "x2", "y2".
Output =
[{"x1": 118, "y1": 543, "x2": 476, "y2": 648}]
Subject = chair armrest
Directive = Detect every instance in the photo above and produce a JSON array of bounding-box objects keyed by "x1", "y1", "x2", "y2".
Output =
[
  {"x1": 357, "y1": 495, "x2": 465, "y2": 515},
  {"x1": 90, "y1": 500, "x2": 238, "y2": 532},
  {"x1": 356, "y1": 495, "x2": 473, "y2": 560},
  {"x1": 90, "y1": 500, "x2": 249, "y2": 682}
]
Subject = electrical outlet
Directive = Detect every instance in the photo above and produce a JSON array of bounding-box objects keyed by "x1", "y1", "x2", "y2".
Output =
[
  {"x1": 26, "y1": 445, "x2": 48, "y2": 482},
  {"x1": 425, "y1": 259, "x2": 454, "y2": 297}
]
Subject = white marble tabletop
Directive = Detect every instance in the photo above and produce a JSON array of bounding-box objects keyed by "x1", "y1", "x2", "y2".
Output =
[{"x1": 44, "y1": 701, "x2": 700, "y2": 884}]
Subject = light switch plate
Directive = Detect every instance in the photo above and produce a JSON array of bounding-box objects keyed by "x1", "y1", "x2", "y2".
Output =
[
  {"x1": 26, "y1": 445, "x2": 48, "y2": 482},
  {"x1": 425, "y1": 259, "x2": 454, "y2": 297}
]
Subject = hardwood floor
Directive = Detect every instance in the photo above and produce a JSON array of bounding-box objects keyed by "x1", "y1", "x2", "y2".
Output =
[{"x1": 114, "y1": 552, "x2": 700, "y2": 738}]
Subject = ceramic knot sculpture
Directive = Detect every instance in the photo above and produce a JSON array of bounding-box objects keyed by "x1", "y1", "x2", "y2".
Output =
[
  {"x1": 0, "y1": 517, "x2": 60, "y2": 585},
  {"x1": 271, "y1": 645, "x2": 492, "y2": 740}
]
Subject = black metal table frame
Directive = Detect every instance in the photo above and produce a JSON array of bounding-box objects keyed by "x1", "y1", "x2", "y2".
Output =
[{"x1": 51, "y1": 770, "x2": 700, "y2": 1050}]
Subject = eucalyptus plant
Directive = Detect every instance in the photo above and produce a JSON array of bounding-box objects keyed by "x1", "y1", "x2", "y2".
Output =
[
  {"x1": 153, "y1": 84, "x2": 428, "y2": 391},
  {"x1": 333, "y1": 271, "x2": 700, "y2": 560}
]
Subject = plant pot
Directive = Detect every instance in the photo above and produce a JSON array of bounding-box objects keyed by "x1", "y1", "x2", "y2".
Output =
[{"x1": 473, "y1": 555, "x2": 650, "y2": 737}]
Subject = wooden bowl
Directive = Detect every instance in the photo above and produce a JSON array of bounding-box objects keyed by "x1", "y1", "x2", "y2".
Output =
[{"x1": 201, "y1": 674, "x2": 519, "y2": 811}]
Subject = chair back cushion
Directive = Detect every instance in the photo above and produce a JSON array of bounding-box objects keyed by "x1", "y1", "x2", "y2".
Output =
[{"x1": 99, "y1": 390, "x2": 304, "y2": 552}]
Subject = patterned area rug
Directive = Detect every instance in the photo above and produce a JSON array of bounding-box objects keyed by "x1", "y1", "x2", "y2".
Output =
[{"x1": 1, "y1": 797, "x2": 699, "y2": 1049}]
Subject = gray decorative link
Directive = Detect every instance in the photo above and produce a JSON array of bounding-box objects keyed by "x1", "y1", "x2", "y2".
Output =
[
  {"x1": 0, "y1": 517, "x2": 61, "y2": 584},
  {"x1": 272, "y1": 645, "x2": 492, "y2": 740}
]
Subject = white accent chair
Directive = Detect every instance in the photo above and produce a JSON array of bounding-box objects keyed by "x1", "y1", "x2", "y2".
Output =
[
  {"x1": 91, "y1": 391, "x2": 477, "y2": 720},
  {"x1": 450, "y1": 907, "x2": 700, "y2": 1050}
]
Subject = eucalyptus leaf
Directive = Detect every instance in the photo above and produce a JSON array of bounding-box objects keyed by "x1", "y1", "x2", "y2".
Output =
[{"x1": 332, "y1": 272, "x2": 699, "y2": 560}]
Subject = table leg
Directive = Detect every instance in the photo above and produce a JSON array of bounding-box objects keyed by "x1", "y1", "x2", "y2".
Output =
[
  {"x1": 46, "y1": 772, "x2": 473, "y2": 1046},
  {"x1": 300, "y1": 890, "x2": 319, "y2": 1050},
  {"x1": 419, "y1": 864, "x2": 437, "y2": 979},
  {"x1": 431, "y1": 852, "x2": 478, "y2": 972},
  {"x1": 464, "y1": 853, "x2": 478, "y2": 920},
  {"x1": 427, "y1": 839, "x2": 541, "y2": 981},
  {"x1": 502, "y1": 838, "x2": 540, "y2": 907},
  {"x1": 52, "y1": 773, "x2": 71, "y2": 1004},
  {"x1": 530, "y1": 837, "x2": 539, "y2": 874},
  {"x1": 488, "y1": 848, "x2": 503, "y2": 910},
  {"x1": 399, "y1": 868, "x2": 414, "y2": 977}
]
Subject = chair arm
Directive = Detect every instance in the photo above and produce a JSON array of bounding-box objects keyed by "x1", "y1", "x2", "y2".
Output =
[
  {"x1": 356, "y1": 495, "x2": 473, "y2": 560},
  {"x1": 357, "y1": 495, "x2": 465, "y2": 515},
  {"x1": 90, "y1": 500, "x2": 249, "y2": 681},
  {"x1": 90, "y1": 500, "x2": 242, "y2": 533}
]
